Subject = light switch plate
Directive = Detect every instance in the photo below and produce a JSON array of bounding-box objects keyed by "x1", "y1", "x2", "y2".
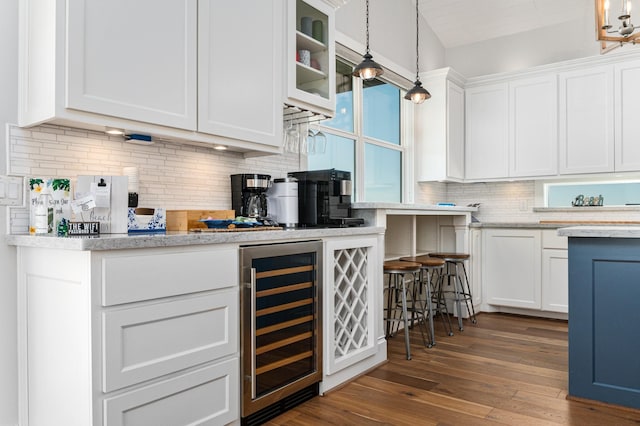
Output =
[{"x1": 0, "y1": 175, "x2": 24, "y2": 206}]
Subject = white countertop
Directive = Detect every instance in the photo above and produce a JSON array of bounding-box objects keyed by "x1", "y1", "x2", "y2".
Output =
[
  {"x1": 5, "y1": 226, "x2": 384, "y2": 251},
  {"x1": 351, "y1": 202, "x2": 478, "y2": 213},
  {"x1": 558, "y1": 226, "x2": 640, "y2": 238}
]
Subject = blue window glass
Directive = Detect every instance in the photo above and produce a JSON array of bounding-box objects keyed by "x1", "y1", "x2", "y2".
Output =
[
  {"x1": 307, "y1": 133, "x2": 355, "y2": 181},
  {"x1": 363, "y1": 143, "x2": 401, "y2": 202},
  {"x1": 363, "y1": 80, "x2": 400, "y2": 145}
]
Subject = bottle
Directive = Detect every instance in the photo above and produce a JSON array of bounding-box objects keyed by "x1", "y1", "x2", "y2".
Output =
[{"x1": 34, "y1": 188, "x2": 53, "y2": 234}]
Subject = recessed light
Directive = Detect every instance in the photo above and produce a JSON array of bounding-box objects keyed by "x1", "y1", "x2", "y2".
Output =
[
  {"x1": 214, "y1": 145, "x2": 227, "y2": 151},
  {"x1": 105, "y1": 127, "x2": 125, "y2": 136}
]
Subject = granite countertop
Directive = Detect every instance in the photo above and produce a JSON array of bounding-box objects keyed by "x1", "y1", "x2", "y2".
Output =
[
  {"x1": 5, "y1": 226, "x2": 385, "y2": 251},
  {"x1": 558, "y1": 226, "x2": 640, "y2": 238},
  {"x1": 469, "y1": 222, "x2": 561, "y2": 229},
  {"x1": 351, "y1": 202, "x2": 478, "y2": 212}
]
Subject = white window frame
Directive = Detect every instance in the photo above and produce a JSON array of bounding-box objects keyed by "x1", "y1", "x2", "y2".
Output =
[{"x1": 315, "y1": 43, "x2": 415, "y2": 203}]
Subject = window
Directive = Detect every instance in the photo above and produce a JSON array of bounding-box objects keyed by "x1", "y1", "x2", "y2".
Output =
[
  {"x1": 307, "y1": 57, "x2": 410, "y2": 203},
  {"x1": 545, "y1": 180, "x2": 640, "y2": 207}
]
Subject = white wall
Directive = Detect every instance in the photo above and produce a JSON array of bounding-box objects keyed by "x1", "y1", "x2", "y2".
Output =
[
  {"x1": 0, "y1": 0, "x2": 18, "y2": 424},
  {"x1": 336, "y1": 0, "x2": 446, "y2": 77},
  {"x1": 444, "y1": 8, "x2": 598, "y2": 78}
]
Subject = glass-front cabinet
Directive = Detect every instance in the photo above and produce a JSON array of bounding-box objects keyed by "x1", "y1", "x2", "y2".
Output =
[{"x1": 286, "y1": 0, "x2": 336, "y2": 116}]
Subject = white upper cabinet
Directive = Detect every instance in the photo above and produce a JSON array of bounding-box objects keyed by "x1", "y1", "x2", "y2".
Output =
[
  {"x1": 465, "y1": 83, "x2": 509, "y2": 180},
  {"x1": 415, "y1": 68, "x2": 465, "y2": 182},
  {"x1": 509, "y1": 75, "x2": 558, "y2": 177},
  {"x1": 285, "y1": 0, "x2": 336, "y2": 116},
  {"x1": 66, "y1": 0, "x2": 197, "y2": 130},
  {"x1": 19, "y1": 0, "x2": 284, "y2": 153},
  {"x1": 614, "y1": 60, "x2": 640, "y2": 171},
  {"x1": 558, "y1": 65, "x2": 615, "y2": 174},
  {"x1": 198, "y1": 0, "x2": 283, "y2": 147},
  {"x1": 465, "y1": 75, "x2": 558, "y2": 181}
]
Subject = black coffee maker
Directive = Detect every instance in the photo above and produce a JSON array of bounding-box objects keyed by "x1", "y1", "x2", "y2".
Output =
[
  {"x1": 230, "y1": 174, "x2": 271, "y2": 218},
  {"x1": 287, "y1": 169, "x2": 364, "y2": 227}
]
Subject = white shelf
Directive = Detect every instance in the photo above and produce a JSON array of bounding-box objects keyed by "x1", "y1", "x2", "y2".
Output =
[{"x1": 296, "y1": 31, "x2": 326, "y2": 53}]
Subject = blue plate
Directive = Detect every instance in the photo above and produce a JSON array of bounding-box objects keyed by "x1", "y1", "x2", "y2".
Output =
[{"x1": 199, "y1": 219, "x2": 233, "y2": 229}]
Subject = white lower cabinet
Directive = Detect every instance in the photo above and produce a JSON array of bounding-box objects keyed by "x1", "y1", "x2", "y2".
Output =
[
  {"x1": 483, "y1": 229, "x2": 542, "y2": 309},
  {"x1": 541, "y1": 249, "x2": 569, "y2": 313},
  {"x1": 541, "y1": 229, "x2": 569, "y2": 313},
  {"x1": 482, "y1": 228, "x2": 568, "y2": 315},
  {"x1": 321, "y1": 234, "x2": 385, "y2": 393},
  {"x1": 16, "y1": 245, "x2": 240, "y2": 426},
  {"x1": 104, "y1": 359, "x2": 239, "y2": 426}
]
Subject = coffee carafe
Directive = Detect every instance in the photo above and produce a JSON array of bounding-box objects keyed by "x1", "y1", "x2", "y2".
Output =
[{"x1": 230, "y1": 174, "x2": 271, "y2": 218}]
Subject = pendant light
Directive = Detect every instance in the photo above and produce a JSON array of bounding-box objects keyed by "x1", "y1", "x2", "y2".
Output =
[
  {"x1": 353, "y1": 0, "x2": 383, "y2": 80},
  {"x1": 404, "y1": 0, "x2": 431, "y2": 104}
]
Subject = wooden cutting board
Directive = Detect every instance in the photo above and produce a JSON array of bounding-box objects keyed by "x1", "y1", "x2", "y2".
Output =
[
  {"x1": 189, "y1": 226, "x2": 283, "y2": 233},
  {"x1": 167, "y1": 210, "x2": 235, "y2": 231}
]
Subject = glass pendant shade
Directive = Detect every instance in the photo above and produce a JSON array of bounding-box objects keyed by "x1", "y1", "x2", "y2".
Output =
[
  {"x1": 353, "y1": 53, "x2": 384, "y2": 80},
  {"x1": 404, "y1": 79, "x2": 431, "y2": 104}
]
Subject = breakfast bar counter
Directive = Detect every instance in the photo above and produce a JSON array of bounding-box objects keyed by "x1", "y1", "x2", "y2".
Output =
[{"x1": 558, "y1": 226, "x2": 640, "y2": 410}]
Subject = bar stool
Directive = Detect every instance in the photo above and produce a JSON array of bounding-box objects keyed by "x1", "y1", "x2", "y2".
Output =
[
  {"x1": 429, "y1": 252, "x2": 478, "y2": 331},
  {"x1": 383, "y1": 260, "x2": 422, "y2": 360},
  {"x1": 399, "y1": 255, "x2": 454, "y2": 346}
]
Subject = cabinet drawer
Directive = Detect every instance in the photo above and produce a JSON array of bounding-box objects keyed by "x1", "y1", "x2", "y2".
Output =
[
  {"x1": 103, "y1": 290, "x2": 238, "y2": 392},
  {"x1": 102, "y1": 247, "x2": 237, "y2": 306},
  {"x1": 104, "y1": 358, "x2": 239, "y2": 426},
  {"x1": 542, "y1": 229, "x2": 568, "y2": 249}
]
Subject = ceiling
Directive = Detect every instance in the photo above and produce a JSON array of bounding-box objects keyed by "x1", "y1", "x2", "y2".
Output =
[{"x1": 418, "y1": 0, "x2": 591, "y2": 49}]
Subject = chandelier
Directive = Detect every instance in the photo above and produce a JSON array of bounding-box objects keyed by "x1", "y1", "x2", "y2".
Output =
[{"x1": 597, "y1": 0, "x2": 640, "y2": 53}]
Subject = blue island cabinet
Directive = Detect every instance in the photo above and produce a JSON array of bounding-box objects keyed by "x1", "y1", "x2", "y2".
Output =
[{"x1": 568, "y1": 237, "x2": 640, "y2": 409}]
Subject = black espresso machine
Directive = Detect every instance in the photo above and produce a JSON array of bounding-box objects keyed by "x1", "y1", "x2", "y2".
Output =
[
  {"x1": 230, "y1": 174, "x2": 271, "y2": 218},
  {"x1": 287, "y1": 169, "x2": 364, "y2": 227}
]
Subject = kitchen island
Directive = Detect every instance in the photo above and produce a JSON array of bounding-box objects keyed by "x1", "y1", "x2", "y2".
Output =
[
  {"x1": 557, "y1": 226, "x2": 640, "y2": 410},
  {"x1": 6, "y1": 226, "x2": 385, "y2": 426}
]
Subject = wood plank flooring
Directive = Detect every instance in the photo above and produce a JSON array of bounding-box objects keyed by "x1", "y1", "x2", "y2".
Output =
[{"x1": 266, "y1": 313, "x2": 640, "y2": 425}]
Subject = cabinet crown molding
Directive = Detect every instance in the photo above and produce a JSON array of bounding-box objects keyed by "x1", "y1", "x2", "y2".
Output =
[
  {"x1": 419, "y1": 67, "x2": 466, "y2": 87},
  {"x1": 465, "y1": 49, "x2": 640, "y2": 88}
]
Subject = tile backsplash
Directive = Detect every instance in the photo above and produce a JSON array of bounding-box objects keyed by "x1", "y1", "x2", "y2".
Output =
[
  {"x1": 8, "y1": 124, "x2": 301, "y2": 234},
  {"x1": 9, "y1": 123, "x2": 640, "y2": 234}
]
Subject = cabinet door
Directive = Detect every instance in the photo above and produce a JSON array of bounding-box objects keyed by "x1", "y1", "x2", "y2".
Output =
[
  {"x1": 415, "y1": 75, "x2": 464, "y2": 182},
  {"x1": 198, "y1": 0, "x2": 283, "y2": 147},
  {"x1": 483, "y1": 229, "x2": 541, "y2": 309},
  {"x1": 559, "y1": 65, "x2": 614, "y2": 174},
  {"x1": 324, "y1": 237, "x2": 379, "y2": 376},
  {"x1": 104, "y1": 359, "x2": 239, "y2": 426},
  {"x1": 447, "y1": 81, "x2": 466, "y2": 180},
  {"x1": 615, "y1": 60, "x2": 640, "y2": 171},
  {"x1": 542, "y1": 249, "x2": 568, "y2": 313},
  {"x1": 285, "y1": 0, "x2": 336, "y2": 115},
  {"x1": 66, "y1": 0, "x2": 197, "y2": 130},
  {"x1": 509, "y1": 75, "x2": 558, "y2": 177},
  {"x1": 103, "y1": 290, "x2": 238, "y2": 392},
  {"x1": 465, "y1": 83, "x2": 509, "y2": 180}
]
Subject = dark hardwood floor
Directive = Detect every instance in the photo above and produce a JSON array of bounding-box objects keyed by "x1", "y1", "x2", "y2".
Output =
[{"x1": 267, "y1": 313, "x2": 640, "y2": 425}]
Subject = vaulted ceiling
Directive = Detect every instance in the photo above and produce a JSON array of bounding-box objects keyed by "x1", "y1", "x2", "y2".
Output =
[{"x1": 418, "y1": 0, "x2": 592, "y2": 48}]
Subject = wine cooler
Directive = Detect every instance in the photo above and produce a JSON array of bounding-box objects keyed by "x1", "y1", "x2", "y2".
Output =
[{"x1": 239, "y1": 240, "x2": 323, "y2": 425}]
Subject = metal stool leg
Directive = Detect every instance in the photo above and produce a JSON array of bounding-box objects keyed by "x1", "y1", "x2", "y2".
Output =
[
  {"x1": 432, "y1": 267, "x2": 454, "y2": 336},
  {"x1": 424, "y1": 268, "x2": 435, "y2": 347},
  {"x1": 400, "y1": 274, "x2": 411, "y2": 360},
  {"x1": 459, "y1": 262, "x2": 477, "y2": 325}
]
